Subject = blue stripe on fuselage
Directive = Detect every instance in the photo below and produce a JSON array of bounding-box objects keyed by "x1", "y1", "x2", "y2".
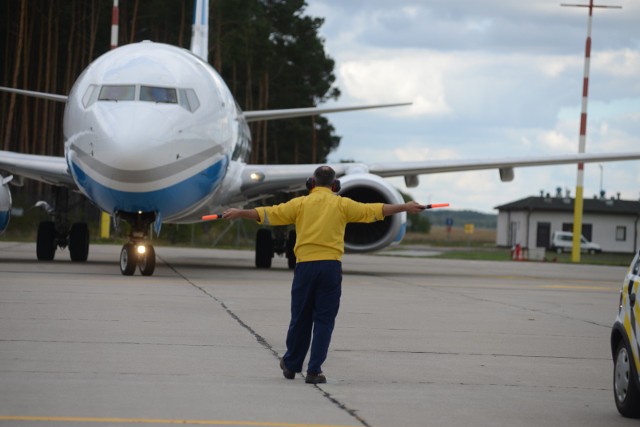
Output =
[{"x1": 70, "y1": 157, "x2": 228, "y2": 218}]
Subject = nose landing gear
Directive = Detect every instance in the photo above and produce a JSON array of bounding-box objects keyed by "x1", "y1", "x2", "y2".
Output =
[
  {"x1": 116, "y1": 211, "x2": 157, "y2": 276},
  {"x1": 119, "y1": 242, "x2": 156, "y2": 276}
]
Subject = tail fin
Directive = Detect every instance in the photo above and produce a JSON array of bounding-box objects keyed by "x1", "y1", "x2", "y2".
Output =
[{"x1": 190, "y1": 0, "x2": 209, "y2": 62}]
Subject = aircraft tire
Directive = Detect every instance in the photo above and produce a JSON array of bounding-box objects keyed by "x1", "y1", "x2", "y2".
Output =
[
  {"x1": 138, "y1": 245, "x2": 156, "y2": 276},
  {"x1": 255, "y1": 228, "x2": 273, "y2": 269},
  {"x1": 286, "y1": 229, "x2": 296, "y2": 270},
  {"x1": 69, "y1": 222, "x2": 89, "y2": 262},
  {"x1": 120, "y1": 243, "x2": 137, "y2": 276},
  {"x1": 36, "y1": 221, "x2": 56, "y2": 261}
]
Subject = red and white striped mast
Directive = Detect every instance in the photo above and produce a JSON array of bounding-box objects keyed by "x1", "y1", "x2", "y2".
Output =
[
  {"x1": 560, "y1": 0, "x2": 620, "y2": 263},
  {"x1": 110, "y1": 0, "x2": 119, "y2": 50}
]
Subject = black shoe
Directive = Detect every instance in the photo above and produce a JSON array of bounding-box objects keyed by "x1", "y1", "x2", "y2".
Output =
[
  {"x1": 280, "y1": 358, "x2": 295, "y2": 380},
  {"x1": 305, "y1": 372, "x2": 326, "y2": 384}
]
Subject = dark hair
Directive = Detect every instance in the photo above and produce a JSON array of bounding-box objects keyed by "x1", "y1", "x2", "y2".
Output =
[{"x1": 313, "y1": 166, "x2": 336, "y2": 187}]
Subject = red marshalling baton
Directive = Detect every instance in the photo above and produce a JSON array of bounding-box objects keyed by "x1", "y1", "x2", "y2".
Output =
[
  {"x1": 201, "y1": 214, "x2": 222, "y2": 221},
  {"x1": 426, "y1": 203, "x2": 449, "y2": 209}
]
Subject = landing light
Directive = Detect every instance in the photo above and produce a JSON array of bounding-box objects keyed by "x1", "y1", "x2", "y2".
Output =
[
  {"x1": 250, "y1": 172, "x2": 265, "y2": 182},
  {"x1": 136, "y1": 245, "x2": 146, "y2": 255}
]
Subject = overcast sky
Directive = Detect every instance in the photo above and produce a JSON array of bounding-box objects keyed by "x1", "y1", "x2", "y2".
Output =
[{"x1": 304, "y1": 0, "x2": 640, "y2": 213}]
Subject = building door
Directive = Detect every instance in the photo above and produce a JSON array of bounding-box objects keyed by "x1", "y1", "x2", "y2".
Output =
[
  {"x1": 536, "y1": 222, "x2": 551, "y2": 248},
  {"x1": 509, "y1": 221, "x2": 518, "y2": 246}
]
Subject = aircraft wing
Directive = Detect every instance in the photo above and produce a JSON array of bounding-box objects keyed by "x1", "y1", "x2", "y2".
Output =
[
  {"x1": 237, "y1": 151, "x2": 640, "y2": 201},
  {"x1": 243, "y1": 103, "x2": 411, "y2": 123},
  {"x1": 366, "y1": 152, "x2": 640, "y2": 177},
  {"x1": 0, "y1": 86, "x2": 68, "y2": 103},
  {"x1": 0, "y1": 151, "x2": 76, "y2": 187}
]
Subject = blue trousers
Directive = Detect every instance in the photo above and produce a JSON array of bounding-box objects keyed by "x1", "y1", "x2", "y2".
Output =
[{"x1": 282, "y1": 260, "x2": 342, "y2": 375}]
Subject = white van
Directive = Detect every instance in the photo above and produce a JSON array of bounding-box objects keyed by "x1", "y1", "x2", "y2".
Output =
[{"x1": 549, "y1": 231, "x2": 601, "y2": 254}]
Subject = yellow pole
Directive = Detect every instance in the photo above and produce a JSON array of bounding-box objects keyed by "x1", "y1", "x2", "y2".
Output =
[
  {"x1": 100, "y1": 211, "x2": 110, "y2": 239},
  {"x1": 571, "y1": 187, "x2": 584, "y2": 262}
]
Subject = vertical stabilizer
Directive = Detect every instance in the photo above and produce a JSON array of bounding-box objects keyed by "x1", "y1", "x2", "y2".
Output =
[{"x1": 190, "y1": 0, "x2": 209, "y2": 62}]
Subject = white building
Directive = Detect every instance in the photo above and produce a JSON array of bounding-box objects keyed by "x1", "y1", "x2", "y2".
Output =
[{"x1": 495, "y1": 195, "x2": 640, "y2": 253}]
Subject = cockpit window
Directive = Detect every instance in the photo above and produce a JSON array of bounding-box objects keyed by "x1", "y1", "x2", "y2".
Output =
[
  {"x1": 92, "y1": 84, "x2": 196, "y2": 111},
  {"x1": 82, "y1": 84, "x2": 100, "y2": 107},
  {"x1": 178, "y1": 88, "x2": 200, "y2": 112},
  {"x1": 140, "y1": 86, "x2": 177, "y2": 103},
  {"x1": 98, "y1": 85, "x2": 135, "y2": 101}
]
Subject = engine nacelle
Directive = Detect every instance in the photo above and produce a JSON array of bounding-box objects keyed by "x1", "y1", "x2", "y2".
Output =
[
  {"x1": 338, "y1": 173, "x2": 406, "y2": 253},
  {"x1": 0, "y1": 178, "x2": 12, "y2": 233}
]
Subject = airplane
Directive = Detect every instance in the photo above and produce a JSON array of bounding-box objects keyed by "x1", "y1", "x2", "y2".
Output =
[{"x1": 2, "y1": 0, "x2": 640, "y2": 276}]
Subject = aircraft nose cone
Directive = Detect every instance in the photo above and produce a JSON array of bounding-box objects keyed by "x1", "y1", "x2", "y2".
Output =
[{"x1": 97, "y1": 104, "x2": 183, "y2": 170}]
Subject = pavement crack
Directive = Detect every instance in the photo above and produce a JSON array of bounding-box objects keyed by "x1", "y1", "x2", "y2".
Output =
[
  {"x1": 312, "y1": 385, "x2": 372, "y2": 427},
  {"x1": 164, "y1": 259, "x2": 372, "y2": 427},
  {"x1": 163, "y1": 259, "x2": 279, "y2": 358},
  {"x1": 383, "y1": 275, "x2": 612, "y2": 329}
]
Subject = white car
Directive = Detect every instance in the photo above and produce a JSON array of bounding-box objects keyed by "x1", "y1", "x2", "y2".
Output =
[
  {"x1": 549, "y1": 231, "x2": 601, "y2": 254},
  {"x1": 611, "y1": 253, "x2": 640, "y2": 417}
]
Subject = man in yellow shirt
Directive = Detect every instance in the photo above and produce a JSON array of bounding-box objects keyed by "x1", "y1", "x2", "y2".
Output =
[{"x1": 222, "y1": 166, "x2": 426, "y2": 384}]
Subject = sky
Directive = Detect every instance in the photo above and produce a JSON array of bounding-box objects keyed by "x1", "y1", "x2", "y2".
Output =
[{"x1": 304, "y1": 0, "x2": 640, "y2": 213}]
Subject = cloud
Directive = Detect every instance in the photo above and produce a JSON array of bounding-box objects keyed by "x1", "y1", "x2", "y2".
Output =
[
  {"x1": 339, "y1": 54, "x2": 451, "y2": 116},
  {"x1": 393, "y1": 145, "x2": 458, "y2": 162},
  {"x1": 538, "y1": 130, "x2": 575, "y2": 152},
  {"x1": 310, "y1": 0, "x2": 640, "y2": 212}
]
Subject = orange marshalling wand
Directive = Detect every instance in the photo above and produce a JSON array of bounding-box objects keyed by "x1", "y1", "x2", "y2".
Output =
[
  {"x1": 201, "y1": 214, "x2": 221, "y2": 221},
  {"x1": 426, "y1": 203, "x2": 449, "y2": 209}
]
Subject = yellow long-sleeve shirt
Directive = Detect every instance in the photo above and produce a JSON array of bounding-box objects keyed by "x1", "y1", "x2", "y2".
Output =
[{"x1": 256, "y1": 187, "x2": 384, "y2": 262}]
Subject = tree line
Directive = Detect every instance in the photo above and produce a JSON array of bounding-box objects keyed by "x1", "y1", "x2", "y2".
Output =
[{"x1": 0, "y1": 0, "x2": 341, "y2": 177}]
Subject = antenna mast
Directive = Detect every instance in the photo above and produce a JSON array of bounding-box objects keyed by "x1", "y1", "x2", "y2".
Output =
[{"x1": 560, "y1": 0, "x2": 621, "y2": 263}]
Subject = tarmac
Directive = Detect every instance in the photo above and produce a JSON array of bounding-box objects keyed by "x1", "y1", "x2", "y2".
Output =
[{"x1": 0, "y1": 241, "x2": 637, "y2": 427}]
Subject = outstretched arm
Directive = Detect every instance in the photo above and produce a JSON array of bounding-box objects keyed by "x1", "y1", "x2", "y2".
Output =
[
  {"x1": 222, "y1": 208, "x2": 259, "y2": 221},
  {"x1": 382, "y1": 201, "x2": 426, "y2": 216}
]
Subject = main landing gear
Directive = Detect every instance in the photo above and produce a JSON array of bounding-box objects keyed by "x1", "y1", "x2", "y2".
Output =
[
  {"x1": 35, "y1": 188, "x2": 89, "y2": 262},
  {"x1": 255, "y1": 228, "x2": 296, "y2": 270},
  {"x1": 116, "y1": 211, "x2": 157, "y2": 276}
]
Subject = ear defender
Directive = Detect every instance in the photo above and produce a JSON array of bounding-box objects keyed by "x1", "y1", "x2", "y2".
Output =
[
  {"x1": 306, "y1": 177, "x2": 315, "y2": 190},
  {"x1": 306, "y1": 177, "x2": 340, "y2": 192}
]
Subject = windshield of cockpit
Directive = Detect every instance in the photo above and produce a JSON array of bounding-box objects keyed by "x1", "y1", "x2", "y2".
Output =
[{"x1": 86, "y1": 84, "x2": 199, "y2": 112}]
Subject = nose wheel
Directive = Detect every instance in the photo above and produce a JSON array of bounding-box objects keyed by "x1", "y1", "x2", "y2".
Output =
[{"x1": 120, "y1": 243, "x2": 156, "y2": 276}]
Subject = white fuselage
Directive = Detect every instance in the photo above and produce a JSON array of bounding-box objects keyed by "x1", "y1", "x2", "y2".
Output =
[{"x1": 63, "y1": 41, "x2": 246, "y2": 222}]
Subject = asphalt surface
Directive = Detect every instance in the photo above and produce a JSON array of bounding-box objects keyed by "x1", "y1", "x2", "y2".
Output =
[{"x1": 0, "y1": 241, "x2": 637, "y2": 427}]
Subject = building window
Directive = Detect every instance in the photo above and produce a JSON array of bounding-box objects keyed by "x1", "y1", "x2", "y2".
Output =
[{"x1": 616, "y1": 226, "x2": 627, "y2": 241}]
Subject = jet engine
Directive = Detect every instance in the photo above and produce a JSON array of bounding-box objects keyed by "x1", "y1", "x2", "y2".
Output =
[
  {"x1": 338, "y1": 173, "x2": 406, "y2": 253},
  {"x1": 0, "y1": 176, "x2": 13, "y2": 233}
]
